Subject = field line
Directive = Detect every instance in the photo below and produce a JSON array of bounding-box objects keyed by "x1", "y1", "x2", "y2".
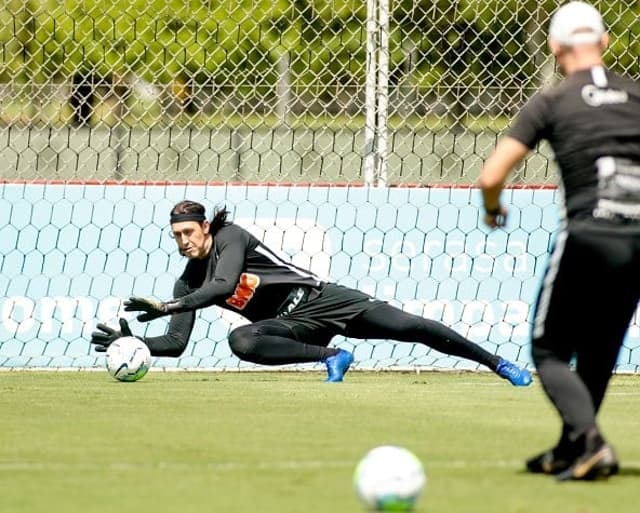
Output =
[{"x1": 0, "y1": 459, "x2": 553, "y2": 472}]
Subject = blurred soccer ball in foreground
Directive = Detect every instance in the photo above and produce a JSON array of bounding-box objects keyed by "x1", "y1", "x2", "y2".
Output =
[
  {"x1": 105, "y1": 336, "x2": 151, "y2": 382},
  {"x1": 354, "y1": 445, "x2": 426, "y2": 511}
]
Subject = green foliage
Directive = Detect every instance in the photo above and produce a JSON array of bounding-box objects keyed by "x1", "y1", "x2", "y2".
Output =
[
  {"x1": 602, "y1": 1, "x2": 640, "y2": 75},
  {"x1": 0, "y1": 1, "x2": 637, "y2": 101}
]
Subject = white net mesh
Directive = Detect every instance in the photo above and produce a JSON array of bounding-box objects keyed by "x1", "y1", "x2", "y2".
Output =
[{"x1": 1, "y1": 1, "x2": 639, "y2": 370}]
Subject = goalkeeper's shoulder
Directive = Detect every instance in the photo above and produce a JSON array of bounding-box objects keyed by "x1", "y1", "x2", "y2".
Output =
[{"x1": 214, "y1": 222, "x2": 255, "y2": 247}]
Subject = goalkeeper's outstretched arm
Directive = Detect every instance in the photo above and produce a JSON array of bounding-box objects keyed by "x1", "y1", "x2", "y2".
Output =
[
  {"x1": 124, "y1": 228, "x2": 244, "y2": 320},
  {"x1": 90, "y1": 311, "x2": 195, "y2": 357},
  {"x1": 140, "y1": 310, "x2": 196, "y2": 357}
]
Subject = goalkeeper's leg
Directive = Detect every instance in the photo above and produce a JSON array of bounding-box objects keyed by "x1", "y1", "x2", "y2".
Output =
[
  {"x1": 345, "y1": 302, "x2": 531, "y2": 386},
  {"x1": 228, "y1": 320, "x2": 353, "y2": 382},
  {"x1": 228, "y1": 320, "x2": 335, "y2": 364}
]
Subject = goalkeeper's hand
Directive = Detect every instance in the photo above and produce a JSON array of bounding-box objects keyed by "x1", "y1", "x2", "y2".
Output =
[
  {"x1": 90, "y1": 318, "x2": 133, "y2": 353},
  {"x1": 124, "y1": 296, "x2": 180, "y2": 322}
]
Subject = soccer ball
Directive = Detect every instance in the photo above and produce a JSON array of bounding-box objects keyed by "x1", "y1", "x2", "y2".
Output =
[
  {"x1": 353, "y1": 445, "x2": 426, "y2": 511},
  {"x1": 105, "y1": 336, "x2": 151, "y2": 382}
]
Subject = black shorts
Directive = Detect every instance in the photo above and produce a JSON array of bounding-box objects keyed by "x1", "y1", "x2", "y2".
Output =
[
  {"x1": 275, "y1": 283, "x2": 386, "y2": 346},
  {"x1": 532, "y1": 219, "x2": 640, "y2": 359}
]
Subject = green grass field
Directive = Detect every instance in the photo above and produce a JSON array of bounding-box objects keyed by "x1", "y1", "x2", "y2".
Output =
[{"x1": 1, "y1": 370, "x2": 638, "y2": 513}]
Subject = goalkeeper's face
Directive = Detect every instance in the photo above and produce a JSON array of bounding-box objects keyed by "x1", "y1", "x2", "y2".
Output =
[{"x1": 171, "y1": 220, "x2": 212, "y2": 259}]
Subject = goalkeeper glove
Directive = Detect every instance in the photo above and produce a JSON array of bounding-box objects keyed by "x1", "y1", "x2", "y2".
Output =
[
  {"x1": 90, "y1": 318, "x2": 134, "y2": 353},
  {"x1": 123, "y1": 296, "x2": 182, "y2": 322}
]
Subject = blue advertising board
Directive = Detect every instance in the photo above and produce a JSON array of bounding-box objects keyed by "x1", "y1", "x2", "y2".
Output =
[{"x1": 0, "y1": 184, "x2": 638, "y2": 371}]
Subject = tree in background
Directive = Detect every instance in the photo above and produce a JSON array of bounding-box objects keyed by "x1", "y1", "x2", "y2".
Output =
[{"x1": 0, "y1": 0, "x2": 637, "y2": 127}]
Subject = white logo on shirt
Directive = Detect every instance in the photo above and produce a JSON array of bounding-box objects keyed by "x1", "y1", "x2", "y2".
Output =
[{"x1": 581, "y1": 85, "x2": 628, "y2": 107}]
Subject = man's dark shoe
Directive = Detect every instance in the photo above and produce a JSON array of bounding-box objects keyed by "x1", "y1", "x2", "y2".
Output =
[
  {"x1": 555, "y1": 443, "x2": 619, "y2": 481},
  {"x1": 526, "y1": 449, "x2": 573, "y2": 475}
]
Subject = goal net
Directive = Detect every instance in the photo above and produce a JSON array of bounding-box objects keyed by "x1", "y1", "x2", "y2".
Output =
[{"x1": 1, "y1": 1, "x2": 639, "y2": 371}]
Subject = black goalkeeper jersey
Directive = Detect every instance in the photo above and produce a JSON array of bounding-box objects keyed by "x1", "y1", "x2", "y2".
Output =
[
  {"x1": 174, "y1": 223, "x2": 325, "y2": 319},
  {"x1": 143, "y1": 223, "x2": 326, "y2": 356},
  {"x1": 508, "y1": 66, "x2": 640, "y2": 219}
]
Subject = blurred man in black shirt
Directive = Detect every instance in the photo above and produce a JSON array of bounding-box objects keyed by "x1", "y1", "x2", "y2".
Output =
[
  {"x1": 479, "y1": 1, "x2": 640, "y2": 481},
  {"x1": 92, "y1": 199, "x2": 532, "y2": 386}
]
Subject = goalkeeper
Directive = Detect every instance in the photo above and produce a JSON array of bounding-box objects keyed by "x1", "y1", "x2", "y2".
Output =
[{"x1": 91, "y1": 200, "x2": 531, "y2": 386}]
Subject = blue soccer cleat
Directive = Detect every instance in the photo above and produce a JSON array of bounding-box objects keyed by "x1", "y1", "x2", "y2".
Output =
[
  {"x1": 496, "y1": 358, "x2": 532, "y2": 386},
  {"x1": 324, "y1": 349, "x2": 354, "y2": 383}
]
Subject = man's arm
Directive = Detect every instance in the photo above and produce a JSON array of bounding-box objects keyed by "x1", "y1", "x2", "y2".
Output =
[
  {"x1": 129, "y1": 274, "x2": 200, "y2": 355},
  {"x1": 171, "y1": 227, "x2": 247, "y2": 311},
  {"x1": 478, "y1": 136, "x2": 530, "y2": 228},
  {"x1": 90, "y1": 313, "x2": 194, "y2": 357},
  {"x1": 125, "y1": 226, "x2": 249, "y2": 319},
  {"x1": 141, "y1": 310, "x2": 196, "y2": 356}
]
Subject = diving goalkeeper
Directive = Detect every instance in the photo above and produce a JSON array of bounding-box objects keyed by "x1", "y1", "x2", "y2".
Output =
[{"x1": 91, "y1": 200, "x2": 532, "y2": 385}]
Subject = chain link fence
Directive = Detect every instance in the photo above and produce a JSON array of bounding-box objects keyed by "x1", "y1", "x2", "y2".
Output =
[{"x1": 0, "y1": 1, "x2": 637, "y2": 184}]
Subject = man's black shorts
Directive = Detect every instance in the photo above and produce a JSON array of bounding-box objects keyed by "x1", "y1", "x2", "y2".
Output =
[{"x1": 276, "y1": 283, "x2": 386, "y2": 345}]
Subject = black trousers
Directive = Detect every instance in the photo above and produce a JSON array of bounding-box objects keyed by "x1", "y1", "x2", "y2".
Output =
[
  {"x1": 531, "y1": 218, "x2": 640, "y2": 443},
  {"x1": 228, "y1": 283, "x2": 500, "y2": 370}
]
